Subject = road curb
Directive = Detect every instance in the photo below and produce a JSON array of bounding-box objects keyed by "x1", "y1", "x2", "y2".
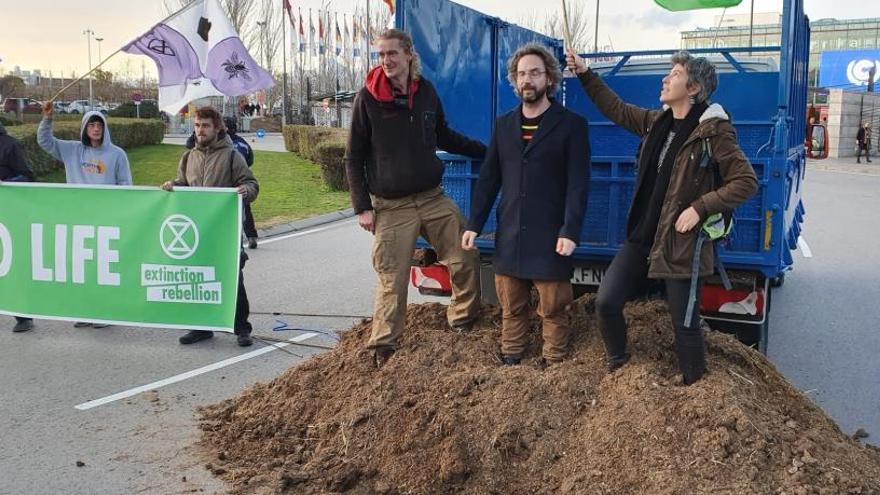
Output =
[{"x1": 258, "y1": 209, "x2": 355, "y2": 238}]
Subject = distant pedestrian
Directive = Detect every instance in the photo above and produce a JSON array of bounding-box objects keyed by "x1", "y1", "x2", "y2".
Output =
[{"x1": 857, "y1": 121, "x2": 872, "y2": 163}]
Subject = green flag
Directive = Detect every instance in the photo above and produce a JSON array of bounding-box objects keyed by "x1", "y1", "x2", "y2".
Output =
[
  {"x1": 0, "y1": 183, "x2": 242, "y2": 331},
  {"x1": 655, "y1": 0, "x2": 742, "y2": 11}
]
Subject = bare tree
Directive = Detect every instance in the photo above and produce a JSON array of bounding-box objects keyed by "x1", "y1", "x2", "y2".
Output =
[{"x1": 519, "y1": 2, "x2": 592, "y2": 51}]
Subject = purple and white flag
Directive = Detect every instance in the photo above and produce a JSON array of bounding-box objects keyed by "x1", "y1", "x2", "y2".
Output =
[{"x1": 123, "y1": 0, "x2": 275, "y2": 113}]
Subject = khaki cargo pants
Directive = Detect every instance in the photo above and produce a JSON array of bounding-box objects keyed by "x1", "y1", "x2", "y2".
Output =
[
  {"x1": 368, "y1": 187, "x2": 481, "y2": 349},
  {"x1": 495, "y1": 273, "x2": 573, "y2": 362}
]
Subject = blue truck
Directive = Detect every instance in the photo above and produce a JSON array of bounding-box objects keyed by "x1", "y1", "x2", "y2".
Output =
[{"x1": 401, "y1": 0, "x2": 809, "y2": 353}]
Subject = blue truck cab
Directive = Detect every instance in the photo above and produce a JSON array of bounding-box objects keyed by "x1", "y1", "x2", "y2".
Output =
[{"x1": 400, "y1": 0, "x2": 809, "y2": 353}]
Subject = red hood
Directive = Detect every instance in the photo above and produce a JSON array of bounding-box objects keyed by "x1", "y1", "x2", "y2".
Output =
[{"x1": 365, "y1": 65, "x2": 420, "y2": 108}]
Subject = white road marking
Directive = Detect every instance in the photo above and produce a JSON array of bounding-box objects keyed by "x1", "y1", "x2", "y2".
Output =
[
  {"x1": 74, "y1": 332, "x2": 318, "y2": 411},
  {"x1": 798, "y1": 237, "x2": 813, "y2": 258},
  {"x1": 258, "y1": 219, "x2": 355, "y2": 246}
]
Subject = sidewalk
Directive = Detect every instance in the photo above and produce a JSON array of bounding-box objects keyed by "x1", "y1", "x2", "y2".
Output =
[
  {"x1": 163, "y1": 133, "x2": 287, "y2": 152},
  {"x1": 808, "y1": 156, "x2": 880, "y2": 176}
]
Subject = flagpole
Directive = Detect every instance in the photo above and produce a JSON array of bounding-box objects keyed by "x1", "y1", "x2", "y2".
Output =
[
  {"x1": 50, "y1": 0, "x2": 205, "y2": 102},
  {"x1": 366, "y1": 0, "x2": 371, "y2": 69},
  {"x1": 282, "y1": 0, "x2": 289, "y2": 125}
]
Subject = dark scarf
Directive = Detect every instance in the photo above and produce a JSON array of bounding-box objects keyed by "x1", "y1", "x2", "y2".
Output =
[{"x1": 642, "y1": 101, "x2": 708, "y2": 175}]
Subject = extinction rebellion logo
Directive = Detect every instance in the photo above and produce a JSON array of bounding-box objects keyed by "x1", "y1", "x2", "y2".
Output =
[{"x1": 139, "y1": 215, "x2": 222, "y2": 305}]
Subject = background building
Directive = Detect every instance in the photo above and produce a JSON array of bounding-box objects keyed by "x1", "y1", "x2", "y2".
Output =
[{"x1": 681, "y1": 14, "x2": 880, "y2": 87}]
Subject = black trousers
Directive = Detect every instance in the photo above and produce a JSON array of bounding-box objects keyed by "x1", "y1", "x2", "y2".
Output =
[
  {"x1": 243, "y1": 203, "x2": 258, "y2": 239},
  {"x1": 595, "y1": 242, "x2": 706, "y2": 384},
  {"x1": 234, "y1": 257, "x2": 252, "y2": 335},
  {"x1": 857, "y1": 145, "x2": 871, "y2": 162}
]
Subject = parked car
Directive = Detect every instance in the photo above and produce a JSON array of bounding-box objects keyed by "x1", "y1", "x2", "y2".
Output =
[
  {"x1": 54, "y1": 101, "x2": 71, "y2": 114},
  {"x1": 67, "y1": 100, "x2": 108, "y2": 114},
  {"x1": 2, "y1": 97, "x2": 42, "y2": 114}
]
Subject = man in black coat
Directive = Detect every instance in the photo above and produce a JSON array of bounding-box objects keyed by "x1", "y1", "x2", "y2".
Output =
[
  {"x1": 463, "y1": 43, "x2": 590, "y2": 365},
  {"x1": 0, "y1": 121, "x2": 36, "y2": 333}
]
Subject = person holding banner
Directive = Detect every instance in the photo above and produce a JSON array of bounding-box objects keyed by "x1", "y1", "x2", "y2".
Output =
[
  {"x1": 0, "y1": 121, "x2": 36, "y2": 333},
  {"x1": 566, "y1": 48, "x2": 757, "y2": 385},
  {"x1": 38, "y1": 102, "x2": 133, "y2": 329},
  {"x1": 185, "y1": 116, "x2": 259, "y2": 249},
  {"x1": 162, "y1": 106, "x2": 259, "y2": 347},
  {"x1": 345, "y1": 29, "x2": 487, "y2": 369}
]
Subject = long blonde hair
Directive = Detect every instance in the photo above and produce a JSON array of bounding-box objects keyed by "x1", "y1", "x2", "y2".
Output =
[{"x1": 375, "y1": 28, "x2": 422, "y2": 80}]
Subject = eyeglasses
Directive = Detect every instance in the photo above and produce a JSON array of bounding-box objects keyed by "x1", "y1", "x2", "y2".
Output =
[{"x1": 516, "y1": 69, "x2": 546, "y2": 80}]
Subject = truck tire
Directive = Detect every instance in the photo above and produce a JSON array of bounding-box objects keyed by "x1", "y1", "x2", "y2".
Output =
[{"x1": 770, "y1": 273, "x2": 785, "y2": 288}]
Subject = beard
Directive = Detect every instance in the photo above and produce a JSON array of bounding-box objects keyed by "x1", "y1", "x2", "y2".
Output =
[{"x1": 519, "y1": 84, "x2": 548, "y2": 103}]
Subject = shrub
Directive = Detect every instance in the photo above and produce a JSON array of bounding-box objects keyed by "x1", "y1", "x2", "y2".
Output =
[
  {"x1": 0, "y1": 113, "x2": 22, "y2": 126},
  {"x1": 313, "y1": 139, "x2": 349, "y2": 191},
  {"x1": 109, "y1": 101, "x2": 161, "y2": 119}
]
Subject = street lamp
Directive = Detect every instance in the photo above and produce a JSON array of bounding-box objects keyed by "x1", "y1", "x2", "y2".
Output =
[
  {"x1": 95, "y1": 37, "x2": 104, "y2": 62},
  {"x1": 83, "y1": 28, "x2": 95, "y2": 109}
]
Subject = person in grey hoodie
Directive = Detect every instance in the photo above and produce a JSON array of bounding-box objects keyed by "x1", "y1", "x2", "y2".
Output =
[
  {"x1": 38, "y1": 102, "x2": 133, "y2": 329},
  {"x1": 38, "y1": 102, "x2": 132, "y2": 186}
]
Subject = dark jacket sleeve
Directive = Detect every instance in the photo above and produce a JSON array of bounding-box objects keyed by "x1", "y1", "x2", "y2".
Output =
[
  {"x1": 230, "y1": 151, "x2": 259, "y2": 203},
  {"x1": 857, "y1": 128, "x2": 865, "y2": 144},
  {"x1": 691, "y1": 123, "x2": 759, "y2": 220},
  {"x1": 344, "y1": 90, "x2": 374, "y2": 213},
  {"x1": 467, "y1": 124, "x2": 501, "y2": 234},
  {"x1": 576, "y1": 70, "x2": 659, "y2": 138},
  {"x1": 435, "y1": 96, "x2": 487, "y2": 159},
  {"x1": 559, "y1": 115, "x2": 591, "y2": 242},
  {"x1": 8, "y1": 139, "x2": 35, "y2": 181}
]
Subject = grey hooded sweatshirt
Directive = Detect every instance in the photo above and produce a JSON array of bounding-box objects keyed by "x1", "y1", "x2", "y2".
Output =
[{"x1": 37, "y1": 111, "x2": 133, "y2": 185}]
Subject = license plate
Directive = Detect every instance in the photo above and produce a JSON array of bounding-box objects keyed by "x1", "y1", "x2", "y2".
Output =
[{"x1": 571, "y1": 264, "x2": 607, "y2": 286}]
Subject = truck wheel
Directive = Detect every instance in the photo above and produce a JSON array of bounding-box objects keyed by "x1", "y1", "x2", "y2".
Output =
[{"x1": 770, "y1": 273, "x2": 785, "y2": 288}]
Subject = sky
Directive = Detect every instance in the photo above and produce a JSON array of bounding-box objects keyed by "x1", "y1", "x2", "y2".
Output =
[{"x1": 0, "y1": 0, "x2": 877, "y2": 79}]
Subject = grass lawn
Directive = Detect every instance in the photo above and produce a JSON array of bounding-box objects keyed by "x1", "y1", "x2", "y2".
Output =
[{"x1": 39, "y1": 144, "x2": 351, "y2": 229}]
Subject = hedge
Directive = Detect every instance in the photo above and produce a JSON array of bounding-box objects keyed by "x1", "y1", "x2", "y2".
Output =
[
  {"x1": 109, "y1": 101, "x2": 161, "y2": 119},
  {"x1": 6, "y1": 118, "x2": 165, "y2": 176},
  {"x1": 0, "y1": 114, "x2": 22, "y2": 126},
  {"x1": 313, "y1": 139, "x2": 349, "y2": 191},
  {"x1": 282, "y1": 125, "x2": 351, "y2": 191},
  {"x1": 282, "y1": 124, "x2": 347, "y2": 160}
]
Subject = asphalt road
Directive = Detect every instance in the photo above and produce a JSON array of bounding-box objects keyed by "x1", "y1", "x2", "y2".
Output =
[{"x1": 1, "y1": 166, "x2": 877, "y2": 493}]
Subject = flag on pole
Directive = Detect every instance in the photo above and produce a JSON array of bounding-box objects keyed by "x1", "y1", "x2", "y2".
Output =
[
  {"x1": 283, "y1": 0, "x2": 294, "y2": 27},
  {"x1": 309, "y1": 9, "x2": 316, "y2": 56},
  {"x1": 383, "y1": 0, "x2": 396, "y2": 16},
  {"x1": 335, "y1": 14, "x2": 342, "y2": 57},
  {"x1": 654, "y1": 0, "x2": 742, "y2": 10},
  {"x1": 352, "y1": 15, "x2": 360, "y2": 57},
  {"x1": 298, "y1": 7, "x2": 305, "y2": 53},
  {"x1": 319, "y1": 13, "x2": 325, "y2": 55},
  {"x1": 123, "y1": 0, "x2": 275, "y2": 113}
]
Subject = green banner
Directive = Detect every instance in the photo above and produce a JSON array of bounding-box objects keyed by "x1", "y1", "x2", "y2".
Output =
[
  {"x1": 655, "y1": 0, "x2": 742, "y2": 11},
  {"x1": 0, "y1": 183, "x2": 241, "y2": 331}
]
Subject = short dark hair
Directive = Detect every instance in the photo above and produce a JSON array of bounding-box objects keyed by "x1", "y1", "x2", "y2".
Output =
[
  {"x1": 194, "y1": 106, "x2": 225, "y2": 131},
  {"x1": 670, "y1": 51, "x2": 718, "y2": 104}
]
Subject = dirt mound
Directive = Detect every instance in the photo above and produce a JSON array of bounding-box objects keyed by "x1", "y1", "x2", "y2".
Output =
[{"x1": 198, "y1": 298, "x2": 880, "y2": 494}]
